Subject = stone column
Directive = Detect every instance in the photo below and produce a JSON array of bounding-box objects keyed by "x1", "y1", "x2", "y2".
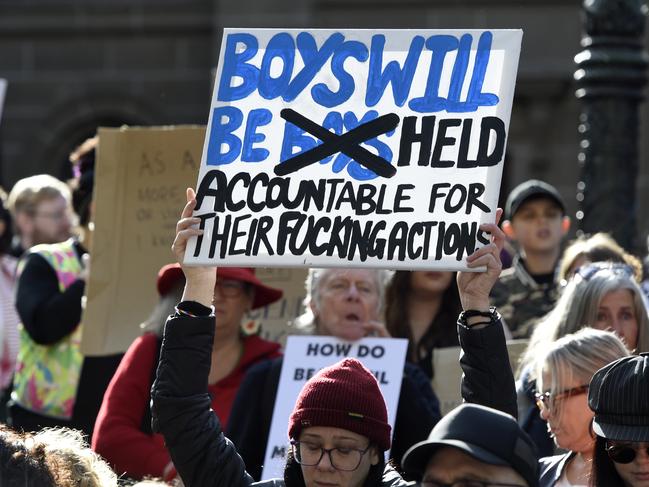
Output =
[{"x1": 574, "y1": 0, "x2": 648, "y2": 249}]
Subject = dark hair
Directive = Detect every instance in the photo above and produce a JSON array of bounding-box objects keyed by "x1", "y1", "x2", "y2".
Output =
[
  {"x1": 0, "y1": 425, "x2": 56, "y2": 487},
  {"x1": 69, "y1": 136, "x2": 97, "y2": 227},
  {"x1": 385, "y1": 271, "x2": 461, "y2": 377},
  {"x1": 0, "y1": 188, "x2": 14, "y2": 255},
  {"x1": 283, "y1": 446, "x2": 386, "y2": 487},
  {"x1": 589, "y1": 436, "x2": 625, "y2": 487}
]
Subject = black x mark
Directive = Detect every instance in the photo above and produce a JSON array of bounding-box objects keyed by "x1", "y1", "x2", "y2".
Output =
[{"x1": 274, "y1": 109, "x2": 399, "y2": 178}]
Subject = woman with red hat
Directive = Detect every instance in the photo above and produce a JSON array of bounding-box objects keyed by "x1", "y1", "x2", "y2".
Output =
[
  {"x1": 150, "y1": 189, "x2": 513, "y2": 487},
  {"x1": 92, "y1": 253, "x2": 283, "y2": 482}
]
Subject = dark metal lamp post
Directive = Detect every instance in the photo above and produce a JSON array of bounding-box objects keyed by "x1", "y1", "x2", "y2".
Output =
[{"x1": 574, "y1": 0, "x2": 648, "y2": 250}]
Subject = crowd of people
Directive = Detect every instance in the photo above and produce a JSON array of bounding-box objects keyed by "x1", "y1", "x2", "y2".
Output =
[{"x1": 0, "y1": 139, "x2": 648, "y2": 487}]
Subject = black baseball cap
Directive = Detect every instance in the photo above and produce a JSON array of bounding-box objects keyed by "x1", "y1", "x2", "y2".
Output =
[
  {"x1": 589, "y1": 353, "x2": 649, "y2": 442},
  {"x1": 402, "y1": 404, "x2": 539, "y2": 487},
  {"x1": 505, "y1": 179, "x2": 565, "y2": 220}
]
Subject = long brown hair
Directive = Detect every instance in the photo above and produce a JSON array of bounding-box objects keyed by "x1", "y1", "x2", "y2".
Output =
[{"x1": 384, "y1": 271, "x2": 461, "y2": 374}]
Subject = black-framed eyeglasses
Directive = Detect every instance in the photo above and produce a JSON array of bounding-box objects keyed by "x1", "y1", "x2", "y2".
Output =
[
  {"x1": 534, "y1": 384, "x2": 589, "y2": 411},
  {"x1": 606, "y1": 441, "x2": 649, "y2": 464},
  {"x1": 421, "y1": 480, "x2": 527, "y2": 487},
  {"x1": 290, "y1": 440, "x2": 371, "y2": 471}
]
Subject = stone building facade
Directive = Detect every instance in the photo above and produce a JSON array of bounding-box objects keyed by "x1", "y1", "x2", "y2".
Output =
[{"x1": 1, "y1": 0, "x2": 648, "y2": 249}]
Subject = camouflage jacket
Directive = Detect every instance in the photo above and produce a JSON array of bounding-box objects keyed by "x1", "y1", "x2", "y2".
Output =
[{"x1": 490, "y1": 255, "x2": 559, "y2": 338}]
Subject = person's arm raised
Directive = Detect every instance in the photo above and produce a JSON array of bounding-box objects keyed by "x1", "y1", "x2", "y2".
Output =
[
  {"x1": 455, "y1": 209, "x2": 518, "y2": 418},
  {"x1": 152, "y1": 188, "x2": 255, "y2": 487},
  {"x1": 172, "y1": 187, "x2": 216, "y2": 308},
  {"x1": 456, "y1": 208, "x2": 505, "y2": 321}
]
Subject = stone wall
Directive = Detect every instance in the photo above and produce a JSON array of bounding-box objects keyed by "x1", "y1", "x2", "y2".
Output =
[{"x1": 1, "y1": 0, "x2": 647, "y2": 248}]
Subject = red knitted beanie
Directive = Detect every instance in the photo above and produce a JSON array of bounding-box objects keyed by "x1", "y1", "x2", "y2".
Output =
[{"x1": 287, "y1": 358, "x2": 391, "y2": 451}]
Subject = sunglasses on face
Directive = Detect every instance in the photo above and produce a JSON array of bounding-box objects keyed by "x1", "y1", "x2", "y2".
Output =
[
  {"x1": 534, "y1": 384, "x2": 589, "y2": 411},
  {"x1": 606, "y1": 441, "x2": 649, "y2": 464}
]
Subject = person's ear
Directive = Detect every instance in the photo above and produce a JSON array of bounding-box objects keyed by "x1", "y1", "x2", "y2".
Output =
[
  {"x1": 369, "y1": 447, "x2": 380, "y2": 466},
  {"x1": 561, "y1": 216, "x2": 571, "y2": 235},
  {"x1": 15, "y1": 211, "x2": 33, "y2": 235},
  {"x1": 502, "y1": 219, "x2": 516, "y2": 239}
]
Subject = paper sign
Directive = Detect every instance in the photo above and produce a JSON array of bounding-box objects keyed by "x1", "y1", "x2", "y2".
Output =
[
  {"x1": 432, "y1": 339, "x2": 528, "y2": 415},
  {"x1": 185, "y1": 28, "x2": 522, "y2": 270},
  {"x1": 0, "y1": 79, "x2": 7, "y2": 124},
  {"x1": 81, "y1": 126, "x2": 205, "y2": 355},
  {"x1": 262, "y1": 335, "x2": 408, "y2": 480}
]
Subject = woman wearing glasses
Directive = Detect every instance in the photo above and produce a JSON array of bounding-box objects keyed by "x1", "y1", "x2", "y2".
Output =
[
  {"x1": 92, "y1": 262, "x2": 283, "y2": 482},
  {"x1": 588, "y1": 352, "x2": 649, "y2": 487},
  {"x1": 533, "y1": 328, "x2": 629, "y2": 486},
  {"x1": 517, "y1": 262, "x2": 649, "y2": 457}
]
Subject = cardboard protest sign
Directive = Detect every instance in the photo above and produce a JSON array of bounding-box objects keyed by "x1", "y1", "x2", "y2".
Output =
[
  {"x1": 82, "y1": 125, "x2": 309, "y2": 355},
  {"x1": 0, "y1": 79, "x2": 7, "y2": 124},
  {"x1": 432, "y1": 339, "x2": 528, "y2": 415},
  {"x1": 186, "y1": 28, "x2": 522, "y2": 270},
  {"x1": 81, "y1": 126, "x2": 205, "y2": 355},
  {"x1": 262, "y1": 335, "x2": 408, "y2": 480}
]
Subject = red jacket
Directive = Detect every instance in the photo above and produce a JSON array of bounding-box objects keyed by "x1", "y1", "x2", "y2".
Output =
[{"x1": 92, "y1": 332, "x2": 281, "y2": 480}]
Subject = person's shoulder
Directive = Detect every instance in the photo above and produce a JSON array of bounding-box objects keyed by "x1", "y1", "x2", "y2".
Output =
[
  {"x1": 130, "y1": 332, "x2": 160, "y2": 354},
  {"x1": 19, "y1": 239, "x2": 79, "y2": 270},
  {"x1": 244, "y1": 355, "x2": 283, "y2": 379},
  {"x1": 115, "y1": 333, "x2": 159, "y2": 373},
  {"x1": 241, "y1": 335, "x2": 282, "y2": 362},
  {"x1": 403, "y1": 362, "x2": 428, "y2": 383},
  {"x1": 27, "y1": 238, "x2": 77, "y2": 256},
  {"x1": 17, "y1": 249, "x2": 53, "y2": 277}
]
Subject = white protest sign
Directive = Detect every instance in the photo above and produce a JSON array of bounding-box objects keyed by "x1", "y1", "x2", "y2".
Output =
[
  {"x1": 186, "y1": 28, "x2": 522, "y2": 270},
  {"x1": 262, "y1": 335, "x2": 408, "y2": 480},
  {"x1": 0, "y1": 79, "x2": 7, "y2": 124}
]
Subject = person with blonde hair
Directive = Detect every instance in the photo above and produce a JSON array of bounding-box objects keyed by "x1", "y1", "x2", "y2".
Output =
[
  {"x1": 556, "y1": 233, "x2": 643, "y2": 286},
  {"x1": 534, "y1": 329, "x2": 630, "y2": 486},
  {"x1": 7, "y1": 174, "x2": 73, "y2": 256},
  {"x1": 8, "y1": 135, "x2": 120, "y2": 438},
  {"x1": 30, "y1": 427, "x2": 118, "y2": 487},
  {"x1": 0, "y1": 424, "x2": 118, "y2": 487},
  {"x1": 518, "y1": 262, "x2": 649, "y2": 457}
]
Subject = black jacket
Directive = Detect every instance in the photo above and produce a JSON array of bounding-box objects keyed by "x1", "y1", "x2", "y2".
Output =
[
  {"x1": 226, "y1": 357, "x2": 441, "y2": 480},
  {"x1": 151, "y1": 311, "x2": 517, "y2": 486}
]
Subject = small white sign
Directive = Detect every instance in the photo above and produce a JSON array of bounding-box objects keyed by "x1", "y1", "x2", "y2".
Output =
[{"x1": 261, "y1": 335, "x2": 408, "y2": 480}]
